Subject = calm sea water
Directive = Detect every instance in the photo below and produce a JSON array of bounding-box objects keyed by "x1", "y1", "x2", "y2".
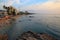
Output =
[{"x1": 0, "y1": 13, "x2": 60, "y2": 40}]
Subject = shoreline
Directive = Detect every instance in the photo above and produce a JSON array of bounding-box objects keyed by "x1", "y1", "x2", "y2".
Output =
[
  {"x1": 0, "y1": 15, "x2": 22, "y2": 28},
  {"x1": 0, "y1": 15, "x2": 23, "y2": 40}
]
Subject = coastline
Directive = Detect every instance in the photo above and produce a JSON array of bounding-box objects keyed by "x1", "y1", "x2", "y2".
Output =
[
  {"x1": 0, "y1": 15, "x2": 22, "y2": 28},
  {"x1": 0, "y1": 15, "x2": 23, "y2": 40}
]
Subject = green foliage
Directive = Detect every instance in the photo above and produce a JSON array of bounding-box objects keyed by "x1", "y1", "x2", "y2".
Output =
[
  {"x1": 3, "y1": 5, "x2": 7, "y2": 9},
  {"x1": 3, "y1": 5, "x2": 16, "y2": 16},
  {"x1": 3, "y1": 5, "x2": 31, "y2": 16}
]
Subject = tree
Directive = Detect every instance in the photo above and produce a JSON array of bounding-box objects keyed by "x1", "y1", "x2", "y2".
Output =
[
  {"x1": 3, "y1": 5, "x2": 11, "y2": 15},
  {"x1": 3, "y1": 5, "x2": 17, "y2": 16},
  {"x1": 3, "y1": 5, "x2": 7, "y2": 9}
]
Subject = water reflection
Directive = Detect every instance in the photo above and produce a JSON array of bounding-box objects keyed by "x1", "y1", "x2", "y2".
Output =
[
  {"x1": 11, "y1": 14, "x2": 60, "y2": 40},
  {"x1": 0, "y1": 13, "x2": 60, "y2": 40}
]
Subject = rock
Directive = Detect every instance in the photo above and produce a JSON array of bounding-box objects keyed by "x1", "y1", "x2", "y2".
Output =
[
  {"x1": 19, "y1": 20, "x2": 22, "y2": 22},
  {"x1": 0, "y1": 33, "x2": 8, "y2": 40},
  {"x1": 40, "y1": 33, "x2": 57, "y2": 40},
  {"x1": 29, "y1": 16, "x2": 34, "y2": 18},
  {"x1": 16, "y1": 31, "x2": 57, "y2": 40}
]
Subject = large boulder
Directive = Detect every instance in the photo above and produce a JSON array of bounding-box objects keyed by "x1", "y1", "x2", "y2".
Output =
[
  {"x1": 16, "y1": 31, "x2": 57, "y2": 40},
  {"x1": 0, "y1": 33, "x2": 8, "y2": 40}
]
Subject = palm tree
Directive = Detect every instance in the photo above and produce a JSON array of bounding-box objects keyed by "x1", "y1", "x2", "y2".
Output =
[
  {"x1": 3, "y1": 5, "x2": 18, "y2": 16},
  {"x1": 3, "y1": 5, "x2": 7, "y2": 9},
  {"x1": 3, "y1": 5, "x2": 10, "y2": 15}
]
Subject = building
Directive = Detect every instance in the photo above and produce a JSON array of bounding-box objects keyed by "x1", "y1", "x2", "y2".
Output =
[{"x1": 0, "y1": 10, "x2": 7, "y2": 18}]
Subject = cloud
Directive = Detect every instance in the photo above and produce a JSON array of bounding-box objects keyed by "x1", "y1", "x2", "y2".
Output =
[
  {"x1": 0, "y1": 0, "x2": 60, "y2": 14},
  {"x1": 0, "y1": 3, "x2": 4, "y2": 10},
  {"x1": 0, "y1": 0, "x2": 30, "y2": 8},
  {"x1": 15, "y1": 0, "x2": 20, "y2": 4},
  {"x1": 23, "y1": 0, "x2": 60, "y2": 14},
  {"x1": 4, "y1": 0, "x2": 30, "y2": 6},
  {"x1": 0, "y1": 0, "x2": 21, "y2": 9},
  {"x1": 4, "y1": 0, "x2": 20, "y2": 6},
  {"x1": 48, "y1": 0, "x2": 60, "y2": 2}
]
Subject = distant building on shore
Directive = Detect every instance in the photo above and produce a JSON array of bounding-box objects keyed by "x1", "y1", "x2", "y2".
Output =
[{"x1": 0, "y1": 10, "x2": 8, "y2": 18}]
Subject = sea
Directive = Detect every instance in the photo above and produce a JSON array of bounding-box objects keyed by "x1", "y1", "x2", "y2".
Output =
[{"x1": 0, "y1": 13, "x2": 60, "y2": 40}]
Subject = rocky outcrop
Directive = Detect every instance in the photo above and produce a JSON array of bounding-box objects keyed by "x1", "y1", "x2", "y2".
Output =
[
  {"x1": 0, "y1": 17, "x2": 12, "y2": 28},
  {"x1": 0, "y1": 33, "x2": 8, "y2": 40},
  {"x1": 16, "y1": 31, "x2": 57, "y2": 40}
]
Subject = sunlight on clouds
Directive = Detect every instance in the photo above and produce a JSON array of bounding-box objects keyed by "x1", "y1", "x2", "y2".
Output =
[
  {"x1": 15, "y1": 0, "x2": 20, "y2": 4},
  {"x1": 0, "y1": 0, "x2": 21, "y2": 10},
  {"x1": 0, "y1": 0, "x2": 30, "y2": 6},
  {"x1": 5, "y1": 0, "x2": 20, "y2": 6},
  {"x1": 48, "y1": 0, "x2": 60, "y2": 2},
  {"x1": 24, "y1": 1, "x2": 60, "y2": 14},
  {"x1": 0, "y1": 0, "x2": 60, "y2": 14},
  {"x1": 40, "y1": 2, "x2": 60, "y2": 10},
  {"x1": 25, "y1": 1, "x2": 60, "y2": 10},
  {"x1": 5, "y1": 0, "x2": 14, "y2": 6},
  {"x1": 0, "y1": 0, "x2": 31, "y2": 10}
]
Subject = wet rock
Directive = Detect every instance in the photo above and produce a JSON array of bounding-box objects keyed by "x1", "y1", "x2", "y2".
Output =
[
  {"x1": 19, "y1": 20, "x2": 22, "y2": 22},
  {"x1": 16, "y1": 31, "x2": 57, "y2": 40},
  {"x1": 0, "y1": 33, "x2": 8, "y2": 40},
  {"x1": 11, "y1": 18, "x2": 16, "y2": 21},
  {"x1": 29, "y1": 16, "x2": 34, "y2": 18},
  {"x1": 40, "y1": 33, "x2": 57, "y2": 40}
]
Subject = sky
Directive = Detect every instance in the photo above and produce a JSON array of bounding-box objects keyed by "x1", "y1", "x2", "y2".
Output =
[{"x1": 0, "y1": 0, "x2": 60, "y2": 14}]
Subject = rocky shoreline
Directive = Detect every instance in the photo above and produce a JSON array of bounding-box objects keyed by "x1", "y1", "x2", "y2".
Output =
[
  {"x1": 0, "y1": 33, "x2": 8, "y2": 40},
  {"x1": 16, "y1": 31, "x2": 57, "y2": 40},
  {"x1": 0, "y1": 15, "x2": 20, "y2": 40}
]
